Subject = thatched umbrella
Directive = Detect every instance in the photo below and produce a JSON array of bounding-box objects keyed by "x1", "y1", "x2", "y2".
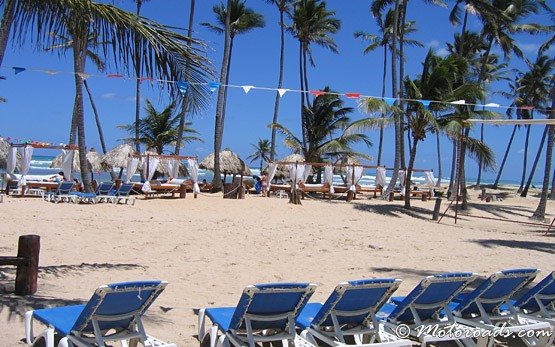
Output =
[
  {"x1": 50, "y1": 149, "x2": 110, "y2": 176},
  {"x1": 0, "y1": 137, "x2": 20, "y2": 170},
  {"x1": 100, "y1": 143, "x2": 135, "y2": 170},
  {"x1": 269, "y1": 153, "x2": 305, "y2": 179},
  {"x1": 200, "y1": 148, "x2": 252, "y2": 176}
]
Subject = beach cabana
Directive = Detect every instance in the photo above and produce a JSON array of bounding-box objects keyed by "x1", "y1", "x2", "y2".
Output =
[
  {"x1": 200, "y1": 149, "x2": 251, "y2": 198},
  {"x1": 100, "y1": 143, "x2": 136, "y2": 180},
  {"x1": 51, "y1": 149, "x2": 109, "y2": 180}
]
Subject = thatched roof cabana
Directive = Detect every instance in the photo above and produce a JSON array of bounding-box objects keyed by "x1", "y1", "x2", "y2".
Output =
[
  {"x1": 0, "y1": 137, "x2": 21, "y2": 170},
  {"x1": 200, "y1": 149, "x2": 252, "y2": 176},
  {"x1": 141, "y1": 151, "x2": 188, "y2": 177},
  {"x1": 50, "y1": 149, "x2": 109, "y2": 172},
  {"x1": 100, "y1": 144, "x2": 135, "y2": 169},
  {"x1": 270, "y1": 153, "x2": 305, "y2": 179}
]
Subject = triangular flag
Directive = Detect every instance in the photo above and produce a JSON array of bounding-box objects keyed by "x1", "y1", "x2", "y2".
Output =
[
  {"x1": 519, "y1": 105, "x2": 534, "y2": 110},
  {"x1": 0, "y1": 76, "x2": 6, "y2": 80},
  {"x1": 485, "y1": 103, "x2": 500, "y2": 108},
  {"x1": 177, "y1": 81, "x2": 188, "y2": 95},
  {"x1": 310, "y1": 90, "x2": 325, "y2": 97},
  {"x1": 13, "y1": 67, "x2": 26, "y2": 74},
  {"x1": 208, "y1": 82, "x2": 220, "y2": 93},
  {"x1": 451, "y1": 100, "x2": 466, "y2": 105},
  {"x1": 345, "y1": 92, "x2": 361, "y2": 99},
  {"x1": 108, "y1": 74, "x2": 123, "y2": 78},
  {"x1": 139, "y1": 77, "x2": 154, "y2": 83},
  {"x1": 77, "y1": 72, "x2": 91, "y2": 80},
  {"x1": 277, "y1": 88, "x2": 289, "y2": 97},
  {"x1": 383, "y1": 97, "x2": 395, "y2": 106},
  {"x1": 242, "y1": 85, "x2": 254, "y2": 93},
  {"x1": 420, "y1": 100, "x2": 431, "y2": 109}
]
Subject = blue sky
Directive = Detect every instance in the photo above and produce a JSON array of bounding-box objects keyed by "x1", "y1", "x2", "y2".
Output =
[{"x1": 0, "y1": 0, "x2": 553, "y2": 183}]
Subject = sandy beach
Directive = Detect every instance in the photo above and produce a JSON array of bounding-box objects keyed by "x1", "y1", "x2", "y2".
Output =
[{"x1": 0, "y1": 189, "x2": 553, "y2": 346}]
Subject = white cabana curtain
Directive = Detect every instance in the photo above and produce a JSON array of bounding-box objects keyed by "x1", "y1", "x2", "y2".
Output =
[
  {"x1": 61, "y1": 149, "x2": 74, "y2": 181},
  {"x1": 347, "y1": 165, "x2": 364, "y2": 192},
  {"x1": 375, "y1": 167, "x2": 386, "y2": 187},
  {"x1": 424, "y1": 171, "x2": 436, "y2": 194},
  {"x1": 303, "y1": 164, "x2": 312, "y2": 182},
  {"x1": 266, "y1": 163, "x2": 278, "y2": 190},
  {"x1": 141, "y1": 156, "x2": 160, "y2": 192},
  {"x1": 324, "y1": 164, "x2": 335, "y2": 194},
  {"x1": 6, "y1": 146, "x2": 17, "y2": 178},
  {"x1": 125, "y1": 157, "x2": 140, "y2": 183},
  {"x1": 167, "y1": 159, "x2": 180, "y2": 178},
  {"x1": 18, "y1": 146, "x2": 34, "y2": 185},
  {"x1": 187, "y1": 158, "x2": 200, "y2": 194},
  {"x1": 289, "y1": 163, "x2": 306, "y2": 189}
]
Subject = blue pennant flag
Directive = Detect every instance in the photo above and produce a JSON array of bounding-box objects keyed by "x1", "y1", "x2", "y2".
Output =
[
  {"x1": 13, "y1": 67, "x2": 26, "y2": 75},
  {"x1": 383, "y1": 97, "x2": 395, "y2": 106},
  {"x1": 177, "y1": 81, "x2": 188, "y2": 95},
  {"x1": 208, "y1": 82, "x2": 220, "y2": 93},
  {"x1": 420, "y1": 100, "x2": 431, "y2": 109}
]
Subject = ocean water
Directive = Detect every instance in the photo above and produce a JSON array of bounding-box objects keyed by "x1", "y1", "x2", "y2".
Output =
[{"x1": 4, "y1": 155, "x2": 539, "y2": 187}]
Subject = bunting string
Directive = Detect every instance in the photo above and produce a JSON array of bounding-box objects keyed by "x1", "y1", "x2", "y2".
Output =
[{"x1": 0, "y1": 65, "x2": 550, "y2": 114}]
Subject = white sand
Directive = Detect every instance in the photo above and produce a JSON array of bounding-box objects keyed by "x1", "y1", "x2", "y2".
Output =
[{"x1": 0, "y1": 189, "x2": 553, "y2": 346}]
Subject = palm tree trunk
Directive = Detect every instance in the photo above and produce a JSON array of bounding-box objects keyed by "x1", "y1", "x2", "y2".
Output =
[
  {"x1": 212, "y1": 0, "x2": 233, "y2": 190},
  {"x1": 550, "y1": 166, "x2": 555, "y2": 200},
  {"x1": 436, "y1": 130, "x2": 442, "y2": 187},
  {"x1": 302, "y1": 45, "x2": 310, "y2": 106},
  {"x1": 377, "y1": 44, "x2": 387, "y2": 166},
  {"x1": 518, "y1": 124, "x2": 531, "y2": 193},
  {"x1": 521, "y1": 126, "x2": 548, "y2": 197},
  {"x1": 398, "y1": 0, "x2": 407, "y2": 169},
  {"x1": 460, "y1": 127, "x2": 469, "y2": 209},
  {"x1": 382, "y1": 0, "x2": 401, "y2": 199},
  {"x1": 299, "y1": 40, "x2": 307, "y2": 149},
  {"x1": 73, "y1": 31, "x2": 92, "y2": 193},
  {"x1": 457, "y1": 9, "x2": 469, "y2": 55},
  {"x1": 0, "y1": 0, "x2": 15, "y2": 67},
  {"x1": 270, "y1": 7, "x2": 286, "y2": 161},
  {"x1": 69, "y1": 105, "x2": 78, "y2": 145},
  {"x1": 533, "y1": 79, "x2": 555, "y2": 219},
  {"x1": 404, "y1": 137, "x2": 418, "y2": 209},
  {"x1": 493, "y1": 125, "x2": 517, "y2": 189},
  {"x1": 134, "y1": 1, "x2": 143, "y2": 155},
  {"x1": 221, "y1": 37, "x2": 234, "y2": 126},
  {"x1": 174, "y1": 0, "x2": 195, "y2": 155},
  {"x1": 476, "y1": 123, "x2": 484, "y2": 186},
  {"x1": 448, "y1": 138, "x2": 457, "y2": 192}
]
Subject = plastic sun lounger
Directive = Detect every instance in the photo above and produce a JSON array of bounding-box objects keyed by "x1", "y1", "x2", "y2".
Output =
[
  {"x1": 113, "y1": 183, "x2": 135, "y2": 205},
  {"x1": 513, "y1": 270, "x2": 555, "y2": 324},
  {"x1": 71, "y1": 182, "x2": 114, "y2": 204},
  {"x1": 296, "y1": 278, "x2": 412, "y2": 346},
  {"x1": 451, "y1": 269, "x2": 553, "y2": 346},
  {"x1": 381, "y1": 272, "x2": 492, "y2": 347},
  {"x1": 44, "y1": 182, "x2": 76, "y2": 203},
  {"x1": 24, "y1": 280, "x2": 175, "y2": 347},
  {"x1": 198, "y1": 282, "x2": 317, "y2": 347}
]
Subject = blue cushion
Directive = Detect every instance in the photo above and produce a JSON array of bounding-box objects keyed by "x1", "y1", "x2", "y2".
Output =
[
  {"x1": 33, "y1": 305, "x2": 86, "y2": 335},
  {"x1": 296, "y1": 303, "x2": 323, "y2": 330},
  {"x1": 206, "y1": 307, "x2": 235, "y2": 332},
  {"x1": 514, "y1": 271, "x2": 555, "y2": 313}
]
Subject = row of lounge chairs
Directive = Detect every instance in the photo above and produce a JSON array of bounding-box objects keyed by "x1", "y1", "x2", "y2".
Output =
[
  {"x1": 43, "y1": 181, "x2": 135, "y2": 205},
  {"x1": 24, "y1": 269, "x2": 555, "y2": 347}
]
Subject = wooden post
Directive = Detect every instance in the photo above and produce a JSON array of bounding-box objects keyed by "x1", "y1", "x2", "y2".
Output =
[
  {"x1": 238, "y1": 174, "x2": 245, "y2": 199},
  {"x1": 15, "y1": 235, "x2": 40, "y2": 296},
  {"x1": 432, "y1": 198, "x2": 442, "y2": 221},
  {"x1": 179, "y1": 183, "x2": 187, "y2": 199}
]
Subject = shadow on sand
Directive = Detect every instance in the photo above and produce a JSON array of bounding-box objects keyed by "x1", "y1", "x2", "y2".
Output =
[
  {"x1": 468, "y1": 239, "x2": 555, "y2": 254},
  {"x1": 352, "y1": 202, "x2": 432, "y2": 221}
]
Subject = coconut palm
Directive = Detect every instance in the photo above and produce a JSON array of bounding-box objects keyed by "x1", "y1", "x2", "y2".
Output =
[
  {"x1": 132, "y1": 0, "x2": 150, "y2": 155},
  {"x1": 3, "y1": 0, "x2": 210, "y2": 192},
  {"x1": 355, "y1": 8, "x2": 422, "y2": 166},
  {"x1": 265, "y1": 0, "x2": 293, "y2": 162},
  {"x1": 120, "y1": 100, "x2": 201, "y2": 155},
  {"x1": 518, "y1": 55, "x2": 553, "y2": 197},
  {"x1": 288, "y1": 0, "x2": 340, "y2": 148},
  {"x1": 0, "y1": 0, "x2": 15, "y2": 67},
  {"x1": 247, "y1": 139, "x2": 273, "y2": 172},
  {"x1": 201, "y1": 0, "x2": 265, "y2": 190}
]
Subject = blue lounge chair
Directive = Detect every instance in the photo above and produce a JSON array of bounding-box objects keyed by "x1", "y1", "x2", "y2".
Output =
[
  {"x1": 296, "y1": 278, "x2": 412, "y2": 346},
  {"x1": 381, "y1": 272, "x2": 491, "y2": 347},
  {"x1": 113, "y1": 183, "x2": 135, "y2": 205},
  {"x1": 198, "y1": 282, "x2": 316, "y2": 347},
  {"x1": 44, "y1": 182, "x2": 76, "y2": 203},
  {"x1": 71, "y1": 182, "x2": 114, "y2": 204},
  {"x1": 513, "y1": 270, "x2": 555, "y2": 323},
  {"x1": 24, "y1": 280, "x2": 174, "y2": 347},
  {"x1": 452, "y1": 269, "x2": 553, "y2": 346}
]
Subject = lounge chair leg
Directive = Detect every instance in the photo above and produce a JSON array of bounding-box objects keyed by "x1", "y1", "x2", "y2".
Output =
[
  {"x1": 198, "y1": 308, "x2": 206, "y2": 342},
  {"x1": 210, "y1": 325, "x2": 219, "y2": 347},
  {"x1": 25, "y1": 310, "x2": 34, "y2": 345},
  {"x1": 58, "y1": 337, "x2": 69, "y2": 347},
  {"x1": 45, "y1": 327, "x2": 55, "y2": 347}
]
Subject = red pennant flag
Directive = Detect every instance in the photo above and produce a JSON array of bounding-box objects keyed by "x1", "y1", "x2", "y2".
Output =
[
  {"x1": 345, "y1": 93, "x2": 361, "y2": 99},
  {"x1": 519, "y1": 105, "x2": 534, "y2": 110},
  {"x1": 310, "y1": 90, "x2": 325, "y2": 97},
  {"x1": 140, "y1": 77, "x2": 154, "y2": 83},
  {"x1": 107, "y1": 74, "x2": 123, "y2": 78}
]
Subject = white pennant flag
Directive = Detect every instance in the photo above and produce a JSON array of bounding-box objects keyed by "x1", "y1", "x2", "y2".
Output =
[
  {"x1": 485, "y1": 103, "x2": 500, "y2": 108},
  {"x1": 43, "y1": 70, "x2": 60, "y2": 75},
  {"x1": 451, "y1": 100, "x2": 466, "y2": 105},
  {"x1": 77, "y1": 72, "x2": 91, "y2": 80},
  {"x1": 242, "y1": 85, "x2": 254, "y2": 93},
  {"x1": 278, "y1": 88, "x2": 289, "y2": 97}
]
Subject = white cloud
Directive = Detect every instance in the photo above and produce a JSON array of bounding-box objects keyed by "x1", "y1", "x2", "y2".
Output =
[
  {"x1": 101, "y1": 93, "x2": 116, "y2": 99},
  {"x1": 125, "y1": 96, "x2": 136, "y2": 102},
  {"x1": 436, "y1": 48, "x2": 450, "y2": 57},
  {"x1": 428, "y1": 40, "x2": 440, "y2": 48},
  {"x1": 195, "y1": 147, "x2": 206, "y2": 152}
]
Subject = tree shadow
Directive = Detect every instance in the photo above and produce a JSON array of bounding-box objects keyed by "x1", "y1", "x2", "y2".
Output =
[
  {"x1": 464, "y1": 203, "x2": 537, "y2": 219},
  {"x1": 352, "y1": 203, "x2": 431, "y2": 221},
  {"x1": 369, "y1": 266, "x2": 442, "y2": 278},
  {"x1": 38, "y1": 262, "x2": 146, "y2": 278},
  {"x1": 468, "y1": 239, "x2": 555, "y2": 254}
]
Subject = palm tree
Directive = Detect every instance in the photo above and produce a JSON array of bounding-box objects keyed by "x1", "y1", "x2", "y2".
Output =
[
  {"x1": 0, "y1": 0, "x2": 15, "y2": 67},
  {"x1": 201, "y1": 0, "x2": 265, "y2": 190},
  {"x1": 288, "y1": 0, "x2": 340, "y2": 148},
  {"x1": 519, "y1": 55, "x2": 553, "y2": 197},
  {"x1": 247, "y1": 139, "x2": 272, "y2": 172},
  {"x1": 265, "y1": 0, "x2": 293, "y2": 162},
  {"x1": 120, "y1": 100, "x2": 202, "y2": 155},
  {"x1": 355, "y1": 8, "x2": 422, "y2": 165},
  {"x1": 4, "y1": 0, "x2": 210, "y2": 192},
  {"x1": 132, "y1": 0, "x2": 150, "y2": 156},
  {"x1": 272, "y1": 87, "x2": 376, "y2": 179}
]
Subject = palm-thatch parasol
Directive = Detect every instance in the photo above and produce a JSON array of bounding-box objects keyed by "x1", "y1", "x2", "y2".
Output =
[
  {"x1": 100, "y1": 143, "x2": 136, "y2": 169},
  {"x1": 333, "y1": 156, "x2": 361, "y2": 175},
  {"x1": 0, "y1": 137, "x2": 20, "y2": 170},
  {"x1": 268, "y1": 153, "x2": 305, "y2": 179},
  {"x1": 50, "y1": 149, "x2": 110, "y2": 172},
  {"x1": 200, "y1": 148, "x2": 252, "y2": 176}
]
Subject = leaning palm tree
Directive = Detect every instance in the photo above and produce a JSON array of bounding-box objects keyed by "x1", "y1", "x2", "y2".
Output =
[
  {"x1": 247, "y1": 139, "x2": 272, "y2": 172},
  {"x1": 201, "y1": 0, "x2": 265, "y2": 190},
  {"x1": 5, "y1": 0, "x2": 210, "y2": 192},
  {"x1": 265, "y1": 0, "x2": 294, "y2": 162},
  {"x1": 288, "y1": 0, "x2": 340, "y2": 148},
  {"x1": 355, "y1": 8, "x2": 422, "y2": 166},
  {"x1": 119, "y1": 100, "x2": 202, "y2": 155}
]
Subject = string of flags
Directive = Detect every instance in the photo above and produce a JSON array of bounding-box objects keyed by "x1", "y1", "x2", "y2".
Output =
[{"x1": 1, "y1": 65, "x2": 549, "y2": 113}]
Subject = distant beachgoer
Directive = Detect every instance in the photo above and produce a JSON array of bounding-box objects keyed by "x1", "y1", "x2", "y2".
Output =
[
  {"x1": 49, "y1": 171, "x2": 65, "y2": 182},
  {"x1": 254, "y1": 177, "x2": 262, "y2": 194},
  {"x1": 260, "y1": 173, "x2": 267, "y2": 196}
]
